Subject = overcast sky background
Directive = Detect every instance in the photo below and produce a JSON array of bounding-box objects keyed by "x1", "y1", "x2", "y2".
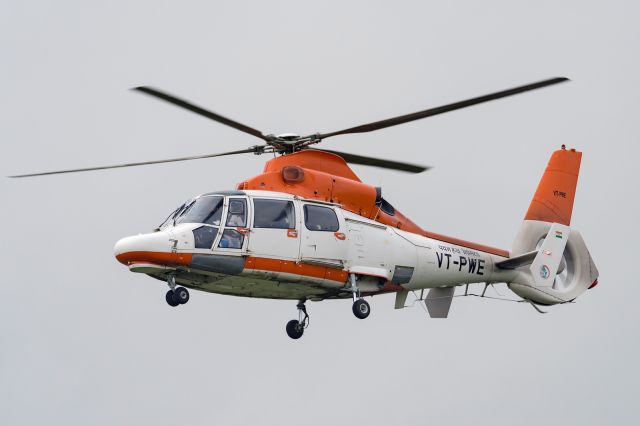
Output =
[{"x1": 2, "y1": 1, "x2": 639, "y2": 425}]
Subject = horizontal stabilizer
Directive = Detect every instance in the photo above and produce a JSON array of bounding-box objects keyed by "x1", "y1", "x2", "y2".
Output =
[
  {"x1": 425, "y1": 287, "x2": 455, "y2": 318},
  {"x1": 495, "y1": 250, "x2": 538, "y2": 269}
]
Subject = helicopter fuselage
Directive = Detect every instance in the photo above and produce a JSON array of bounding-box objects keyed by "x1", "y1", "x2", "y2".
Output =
[{"x1": 114, "y1": 189, "x2": 515, "y2": 301}]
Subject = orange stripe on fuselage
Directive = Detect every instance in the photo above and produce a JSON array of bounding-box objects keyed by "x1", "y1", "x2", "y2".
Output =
[
  {"x1": 245, "y1": 256, "x2": 348, "y2": 283},
  {"x1": 116, "y1": 251, "x2": 193, "y2": 266},
  {"x1": 115, "y1": 251, "x2": 348, "y2": 283}
]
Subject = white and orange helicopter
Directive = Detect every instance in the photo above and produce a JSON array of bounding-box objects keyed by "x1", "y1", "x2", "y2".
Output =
[{"x1": 12, "y1": 77, "x2": 598, "y2": 339}]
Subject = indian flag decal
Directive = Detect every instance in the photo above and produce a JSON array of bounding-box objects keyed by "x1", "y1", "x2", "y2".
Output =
[{"x1": 555, "y1": 230, "x2": 563, "y2": 239}]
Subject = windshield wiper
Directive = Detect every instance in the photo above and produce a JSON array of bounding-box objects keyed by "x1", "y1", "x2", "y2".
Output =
[
  {"x1": 156, "y1": 206, "x2": 181, "y2": 231},
  {"x1": 173, "y1": 201, "x2": 194, "y2": 226}
]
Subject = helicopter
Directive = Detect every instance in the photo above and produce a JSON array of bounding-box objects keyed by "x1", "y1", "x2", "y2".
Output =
[{"x1": 11, "y1": 77, "x2": 599, "y2": 339}]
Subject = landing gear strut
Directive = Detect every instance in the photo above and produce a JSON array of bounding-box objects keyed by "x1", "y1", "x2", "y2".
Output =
[
  {"x1": 286, "y1": 300, "x2": 309, "y2": 339},
  {"x1": 350, "y1": 274, "x2": 370, "y2": 319},
  {"x1": 165, "y1": 274, "x2": 190, "y2": 307}
]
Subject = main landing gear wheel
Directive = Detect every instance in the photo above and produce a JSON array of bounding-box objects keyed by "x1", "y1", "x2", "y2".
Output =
[
  {"x1": 286, "y1": 300, "x2": 309, "y2": 340},
  {"x1": 286, "y1": 320, "x2": 304, "y2": 339},
  {"x1": 348, "y1": 274, "x2": 371, "y2": 319},
  {"x1": 352, "y1": 299, "x2": 370, "y2": 319}
]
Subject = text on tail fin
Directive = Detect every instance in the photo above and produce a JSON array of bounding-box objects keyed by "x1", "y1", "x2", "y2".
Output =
[{"x1": 525, "y1": 146, "x2": 582, "y2": 226}]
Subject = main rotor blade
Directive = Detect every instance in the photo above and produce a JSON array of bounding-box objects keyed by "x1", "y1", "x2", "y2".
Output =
[
  {"x1": 9, "y1": 147, "x2": 259, "y2": 178},
  {"x1": 317, "y1": 77, "x2": 569, "y2": 139},
  {"x1": 133, "y1": 86, "x2": 270, "y2": 141},
  {"x1": 320, "y1": 149, "x2": 429, "y2": 173}
]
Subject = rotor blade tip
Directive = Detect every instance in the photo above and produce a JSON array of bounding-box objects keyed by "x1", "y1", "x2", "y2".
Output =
[{"x1": 131, "y1": 86, "x2": 154, "y2": 93}]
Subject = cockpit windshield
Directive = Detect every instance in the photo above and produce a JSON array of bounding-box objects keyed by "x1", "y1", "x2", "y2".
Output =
[
  {"x1": 157, "y1": 195, "x2": 225, "y2": 230},
  {"x1": 174, "y1": 196, "x2": 224, "y2": 226},
  {"x1": 157, "y1": 203, "x2": 185, "y2": 230}
]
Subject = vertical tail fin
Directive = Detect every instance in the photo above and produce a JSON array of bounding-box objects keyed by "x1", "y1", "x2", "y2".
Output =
[{"x1": 525, "y1": 146, "x2": 581, "y2": 226}]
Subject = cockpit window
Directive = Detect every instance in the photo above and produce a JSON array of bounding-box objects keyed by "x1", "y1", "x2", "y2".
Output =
[
  {"x1": 253, "y1": 199, "x2": 295, "y2": 229},
  {"x1": 218, "y1": 229, "x2": 243, "y2": 249},
  {"x1": 225, "y1": 199, "x2": 247, "y2": 227},
  {"x1": 193, "y1": 226, "x2": 218, "y2": 249},
  {"x1": 175, "y1": 196, "x2": 223, "y2": 226}
]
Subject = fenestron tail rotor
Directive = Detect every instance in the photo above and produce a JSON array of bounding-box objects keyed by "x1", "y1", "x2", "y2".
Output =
[{"x1": 9, "y1": 77, "x2": 569, "y2": 177}]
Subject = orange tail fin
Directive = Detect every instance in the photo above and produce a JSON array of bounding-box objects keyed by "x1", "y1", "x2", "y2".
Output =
[{"x1": 525, "y1": 146, "x2": 582, "y2": 226}]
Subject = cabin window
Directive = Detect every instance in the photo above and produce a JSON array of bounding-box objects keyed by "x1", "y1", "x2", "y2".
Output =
[
  {"x1": 304, "y1": 205, "x2": 339, "y2": 232},
  {"x1": 225, "y1": 198, "x2": 247, "y2": 227},
  {"x1": 253, "y1": 199, "x2": 296, "y2": 229},
  {"x1": 175, "y1": 196, "x2": 223, "y2": 226}
]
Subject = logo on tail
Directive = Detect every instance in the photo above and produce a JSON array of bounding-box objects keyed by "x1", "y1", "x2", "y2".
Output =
[{"x1": 540, "y1": 265, "x2": 550, "y2": 279}]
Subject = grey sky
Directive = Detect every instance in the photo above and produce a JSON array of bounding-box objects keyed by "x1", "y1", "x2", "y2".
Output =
[{"x1": 1, "y1": 1, "x2": 638, "y2": 425}]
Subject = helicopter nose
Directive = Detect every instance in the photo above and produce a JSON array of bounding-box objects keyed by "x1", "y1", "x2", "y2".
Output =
[{"x1": 114, "y1": 232, "x2": 188, "y2": 267}]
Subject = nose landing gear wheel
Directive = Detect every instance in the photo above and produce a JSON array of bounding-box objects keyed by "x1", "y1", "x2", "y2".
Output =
[
  {"x1": 353, "y1": 299, "x2": 370, "y2": 319},
  {"x1": 165, "y1": 287, "x2": 189, "y2": 307},
  {"x1": 166, "y1": 290, "x2": 179, "y2": 307},
  {"x1": 173, "y1": 287, "x2": 190, "y2": 304},
  {"x1": 286, "y1": 320, "x2": 304, "y2": 339}
]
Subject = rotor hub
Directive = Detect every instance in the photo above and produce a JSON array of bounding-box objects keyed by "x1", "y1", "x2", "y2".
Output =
[{"x1": 275, "y1": 133, "x2": 301, "y2": 142}]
